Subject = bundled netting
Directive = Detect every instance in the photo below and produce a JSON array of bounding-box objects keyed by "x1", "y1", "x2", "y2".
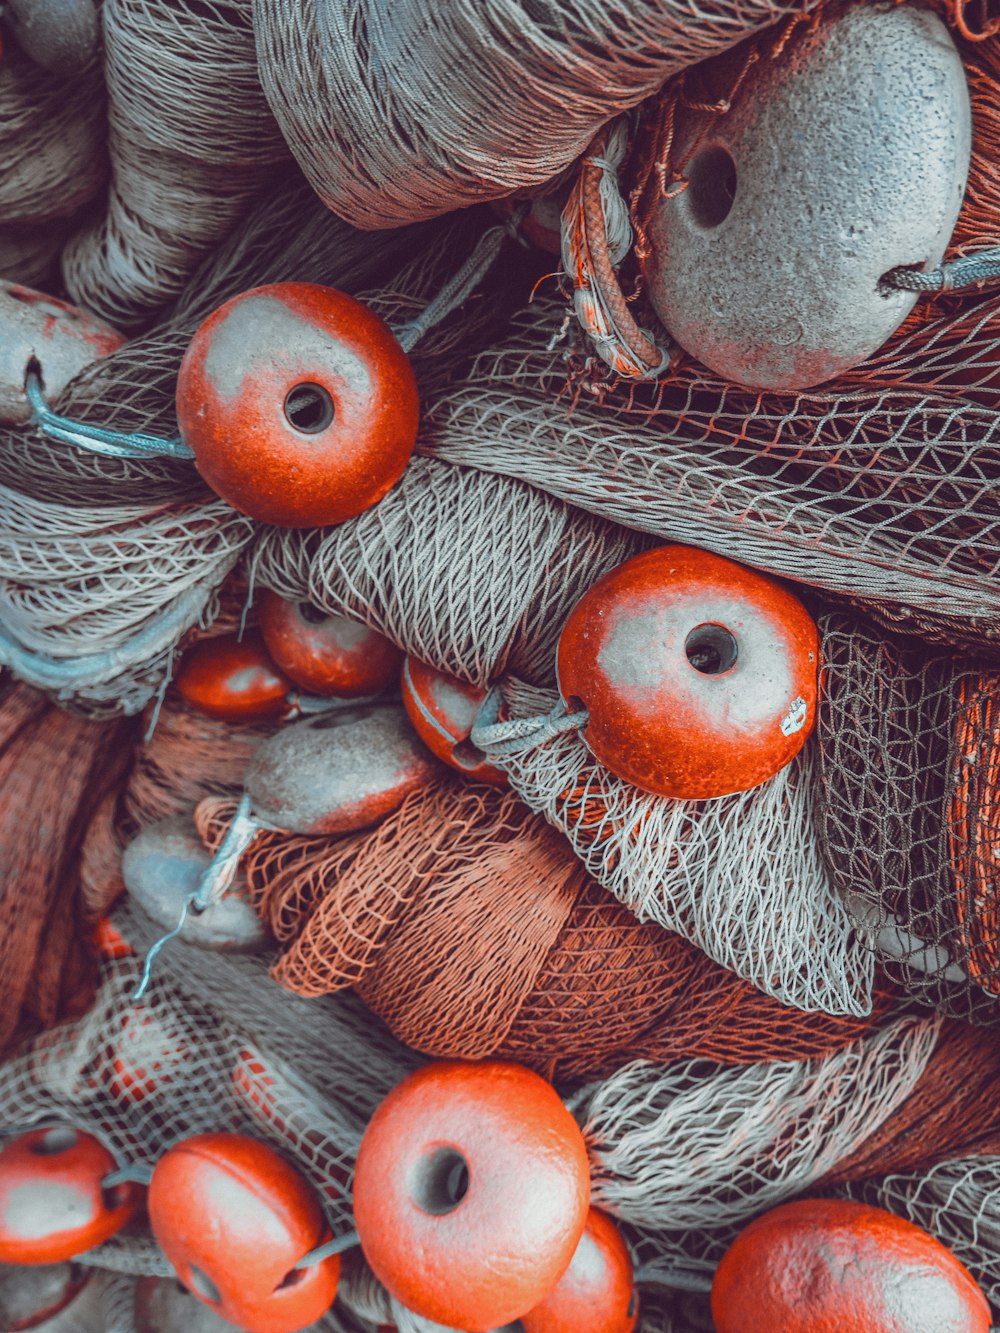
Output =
[
  {"x1": 425, "y1": 289, "x2": 1000, "y2": 656},
  {"x1": 818, "y1": 609, "x2": 1000, "y2": 1022},
  {"x1": 0, "y1": 43, "x2": 107, "y2": 287},
  {"x1": 61, "y1": 0, "x2": 291, "y2": 328},
  {"x1": 0, "y1": 185, "x2": 514, "y2": 716},
  {"x1": 187, "y1": 780, "x2": 892, "y2": 1081},
  {"x1": 459, "y1": 677, "x2": 873, "y2": 1017},
  {"x1": 253, "y1": 458, "x2": 647, "y2": 689},
  {"x1": 0, "y1": 677, "x2": 133, "y2": 1056},
  {"x1": 252, "y1": 0, "x2": 824, "y2": 229},
  {"x1": 7, "y1": 929, "x2": 1000, "y2": 1327}
]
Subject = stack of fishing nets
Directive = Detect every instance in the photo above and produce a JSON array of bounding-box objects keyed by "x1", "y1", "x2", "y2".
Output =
[{"x1": 2, "y1": 0, "x2": 1000, "y2": 1328}]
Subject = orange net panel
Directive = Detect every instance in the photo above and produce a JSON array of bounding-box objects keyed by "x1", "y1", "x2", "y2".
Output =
[
  {"x1": 192, "y1": 781, "x2": 891, "y2": 1082},
  {"x1": 949, "y1": 675, "x2": 1000, "y2": 994},
  {"x1": 0, "y1": 679, "x2": 133, "y2": 1053}
]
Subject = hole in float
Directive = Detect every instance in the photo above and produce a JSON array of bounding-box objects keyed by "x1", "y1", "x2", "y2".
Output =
[
  {"x1": 283, "y1": 382, "x2": 335, "y2": 435},
  {"x1": 627, "y1": 1289, "x2": 639, "y2": 1318},
  {"x1": 186, "y1": 1266, "x2": 221, "y2": 1306},
  {"x1": 32, "y1": 1127, "x2": 78, "y2": 1155},
  {"x1": 564, "y1": 694, "x2": 587, "y2": 717},
  {"x1": 452, "y1": 737, "x2": 488, "y2": 771},
  {"x1": 684, "y1": 624, "x2": 738, "y2": 675},
  {"x1": 101, "y1": 1183, "x2": 133, "y2": 1211},
  {"x1": 296, "y1": 600, "x2": 329, "y2": 625},
  {"x1": 411, "y1": 1147, "x2": 471, "y2": 1216},
  {"x1": 685, "y1": 145, "x2": 738, "y2": 228},
  {"x1": 275, "y1": 1265, "x2": 306, "y2": 1291}
]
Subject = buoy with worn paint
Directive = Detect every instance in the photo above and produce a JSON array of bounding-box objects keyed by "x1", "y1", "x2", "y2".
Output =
[
  {"x1": 0, "y1": 282, "x2": 125, "y2": 425},
  {"x1": 353, "y1": 1060, "x2": 591, "y2": 1331},
  {"x1": 556, "y1": 545, "x2": 819, "y2": 799},
  {"x1": 5, "y1": 0, "x2": 99, "y2": 72},
  {"x1": 175, "y1": 283, "x2": 420, "y2": 527},
  {"x1": 246, "y1": 704, "x2": 439, "y2": 835},
  {"x1": 258, "y1": 591, "x2": 403, "y2": 698},
  {"x1": 175, "y1": 632, "x2": 295, "y2": 723},
  {"x1": 711, "y1": 1198, "x2": 992, "y2": 1333},
  {"x1": 0, "y1": 1127, "x2": 141, "y2": 1264},
  {"x1": 147, "y1": 1133, "x2": 340, "y2": 1333},
  {"x1": 642, "y1": 3, "x2": 971, "y2": 390},
  {"x1": 0, "y1": 1262, "x2": 89, "y2": 1331},
  {"x1": 519, "y1": 1208, "x2": 638, "y2": 1333},
  {"x1": 123, "y1": 815, "x2": 270, "y2": 953},
  {"x1": 401, "y1": 657, "x2": 507, "y2": 786}
]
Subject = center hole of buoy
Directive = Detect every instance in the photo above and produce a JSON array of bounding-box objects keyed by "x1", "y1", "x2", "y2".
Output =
[
  {"x1": 412, "y1": 1147, "x2": 470, "y2": 1216},
  {"x1": 685, "y1": 623, "x2": 738, "y2": 675},
  {"x1": 297, "y1": 600, "x2": 328, "y2": 625},
  {"x1": 186, "y1": 1266, "x2": 221, "y2": 1306},
  {"x1": 686, "y1": 145, "x2": 737, "y2": 228},
  {"x1": 32, "y1": 1127, "x2": 78, "y2": 1155},
  {"x1": 283, "y1": 383, "x2": 334, "y2": 434}
]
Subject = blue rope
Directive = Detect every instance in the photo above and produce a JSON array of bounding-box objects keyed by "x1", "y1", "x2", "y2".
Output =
[{"x1": 25, "y1": 370, "x2": 194, "y2": 460}]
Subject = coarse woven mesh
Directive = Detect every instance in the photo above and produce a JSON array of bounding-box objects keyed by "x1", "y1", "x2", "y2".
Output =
[
  {"x1": 0, "y1": 189, "x2": 510, "y2": 716},
  {"x1": 425, "y1": 289, "x2": 1000, "y2": 657},
  {"x1": 252, "y1": 0, "x2": 823, "y2": 229},
  {"x1": 188, "y1": 779, "x2": 892, "y2": 1082},
  {"x1": 579, "y1": 1013, "x2": 942, "y2": 1289},
  {"x1": 253, "y1": 459, "x2": 648, "y2": 689},
  {"x1": 467, "y1": 677, "x2": 873, "y2": 1017},
  {"x1": 61, "y1": 0, "x2": 291, "y2": 330},
  {"x1": 6, "y1": 934, "x2": 994, "y2": 1327},
  {"x1": 0, "y1": 44, "x2": 106, "y2": 230},
  {"x1": 0, "y1": 677, "x2": 133, "y2": 1057},
  {"x1": 840, "y1": 1156, "x2": 1000, "y2": 1311},
  {"x1": 818, "y1": 609, "x2": 1000, "y2": 1022}
]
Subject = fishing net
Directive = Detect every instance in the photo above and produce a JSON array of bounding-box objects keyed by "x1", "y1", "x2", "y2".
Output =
[
  {"x1": 840, "y1": 1156, "x2": 1000, "y2": 1310},
  {"x1": 818, "y1": 609, "x2": 1000, "y2": 1022},
  {"x1": 62, "y1": 0, "x2": 291, "y2": 330},
  {"x1": 0, "y1": 43, "x2": 106, "y2": 247},
  {"x1": 252, "y1": 0, "x2": 823, "y2": 229},
  {"x1": 0, "y1": 677, "x2": 133, "y2": 1057},
  {"x1": 0, "y1": 188, "x2": 516, "y2": 717},
  {"x1": 186, "y1": 779, "x2": 891, "y2": 1081}
]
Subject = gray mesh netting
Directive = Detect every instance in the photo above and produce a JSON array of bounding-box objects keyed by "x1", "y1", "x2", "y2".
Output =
[
  {"x1": 252, "y1": 0, "x2": 823, "y2": 229},
  {"x1": 818, "y1": 609, "x2": 1000, "y2": 1024},
  {"x1": 5, "y1": 924, "x2": 993, "y2": 1329},
  {"x1": 0, "y1": 188, "x2": 514, "y2": 716},
  {"x1": 0, "y1": 41, "x2": 107, "y2": 288},
  {"x1": 62, "y1": 0, "x2": 292, "y2": 329},
  {"x1": 424, "y1": 292, "x2": 1000, "y2": 656},
  {"x1": 478, "y1": 676, "x2": 873, "y2": 1018}
]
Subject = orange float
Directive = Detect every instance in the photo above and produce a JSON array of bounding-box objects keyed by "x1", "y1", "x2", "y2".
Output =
[
  {"x1": 0, "y1": 1262, "x2": 89, "y2": 1330},
  {"x1": 520, "y1": 1207, "x2": 638, "y2": 1333},
  {"x1": 353, "y1": 1060, "x2": 590, "y2": 1331},
  {"x1": 175, "y1": 283, "x2": 419, "y2": 528},
  {"x1": 147, "y1": 1133, "x2": 339, "y2": 1333},
  {"x1": 0, "y1": 1127, "x2": 141, "y2": 1264},
  {"x1": 557, "y1": 545, "x2": 820, "y2": 799},
  {"x1": 711, "y1": 1198, "x2": 992, "y2": 1333},
  {"x1": 258, "y1": 590, "x2": 402, "y2": 698},
  {"x1": 401, "y1": 656, "x2": 507, "y2": 785},
  {"x1": 175, "y1": 632, "x2": 292, "y2": 722}
]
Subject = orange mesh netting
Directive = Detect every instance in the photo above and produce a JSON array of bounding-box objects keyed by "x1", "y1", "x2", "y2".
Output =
[
  {"x1": 0, "y1": 678, "x2": 133, "y2": 1054},
  {"x1": 188, "y1": 780, "x2": 893, "y2": 1082}
]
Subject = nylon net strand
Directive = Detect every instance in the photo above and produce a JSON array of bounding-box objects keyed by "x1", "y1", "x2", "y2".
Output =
[{"x1": 186, "y1": 779, "x2": 894, "y2": 1081}]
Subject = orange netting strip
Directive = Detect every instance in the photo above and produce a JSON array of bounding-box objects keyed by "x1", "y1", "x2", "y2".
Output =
[{"x1": 949, "y1": 674, "x2": 1000, "y2": 994}]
